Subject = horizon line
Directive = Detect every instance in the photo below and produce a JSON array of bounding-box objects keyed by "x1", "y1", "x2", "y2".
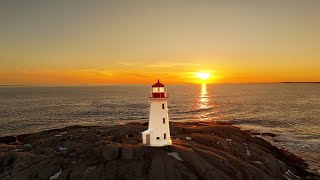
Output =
[{"x1": 1, "y1": 82, "x2": 320, "y2": 87}]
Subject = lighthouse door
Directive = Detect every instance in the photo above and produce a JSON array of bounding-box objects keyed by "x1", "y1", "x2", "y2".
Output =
[{"x1": 146, "y1": 134, "x2": 150, "y2": 145}]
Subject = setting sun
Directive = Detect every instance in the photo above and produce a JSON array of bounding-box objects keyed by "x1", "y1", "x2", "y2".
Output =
[{"x1": 196, "y1": 72, "x2": 210, "y2": 81}]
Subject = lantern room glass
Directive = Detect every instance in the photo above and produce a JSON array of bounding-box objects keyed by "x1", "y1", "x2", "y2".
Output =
[{"x1": 152, "y1": 87, "x2": 164, "y2": 93}]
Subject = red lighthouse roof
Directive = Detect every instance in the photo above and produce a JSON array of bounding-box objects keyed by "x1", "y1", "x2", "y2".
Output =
[{"x1": 152, "y1": 79, "x2": 165, "y2": 87}]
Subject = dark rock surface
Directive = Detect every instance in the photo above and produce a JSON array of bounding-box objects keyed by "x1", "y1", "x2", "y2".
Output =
[{"x1": 0, "y1": 122, "x2": 318, "y2": 180}]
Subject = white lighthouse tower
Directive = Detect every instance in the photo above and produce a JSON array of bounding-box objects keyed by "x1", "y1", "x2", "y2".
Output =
[{"x1": 142, "y1": 80, "x2": 172, "y2": 147}]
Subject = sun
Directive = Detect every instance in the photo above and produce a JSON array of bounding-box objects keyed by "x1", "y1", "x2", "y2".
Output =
[{"x1": 196, "y1": 72, "x2": 210, "y2": 80}]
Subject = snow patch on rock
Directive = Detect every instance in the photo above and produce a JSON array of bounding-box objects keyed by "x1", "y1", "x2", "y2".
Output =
[
  {"x1": 49, "y1": 169, "x2": 62, "y2": 180},
  {"x1": 283, "y1": 169, "x2": 301, "y2": 180},
  {"x1": 168, "y1": 152, "x2": 183, "y2": 161},
  {"x1": 243, "y1": 143, "x2": 251, "y2": 156},
  {"x1": 252, "y1": 161, "x2": 262, "y2": 165},
  {"x1": 58, "y1": 146, "x2": 67, "y2": 151}
]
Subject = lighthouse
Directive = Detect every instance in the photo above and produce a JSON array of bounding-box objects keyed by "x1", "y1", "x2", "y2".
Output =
[{"x1": 142, "y1": 80, "x2": 172, "y2": 147}]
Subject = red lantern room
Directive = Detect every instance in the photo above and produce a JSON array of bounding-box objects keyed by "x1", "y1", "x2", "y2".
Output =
[{"x1": 151, "y1": 79, "x2": 167, "y2": 98}]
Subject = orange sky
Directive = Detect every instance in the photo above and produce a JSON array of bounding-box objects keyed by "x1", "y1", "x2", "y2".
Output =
[{"x1": 1, "y1": 1, "x2": 320, "y2": 85}]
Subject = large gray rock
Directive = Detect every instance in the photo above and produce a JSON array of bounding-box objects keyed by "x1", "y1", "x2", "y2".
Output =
[
  {"x1": 121, "y1": 146, "x2": 134, "y2": 160},
  {"x1": 149, "y1": 150, "x2": 198, "y2": 180},
  {"x1": 10, "y1": 168, "x2": 32, "y2": 180},
  {"x1": 134, "y1": 145, "x2": 145, "y2": 160},
  {"x1": 1, "y1": 152, "x2": 17, "y2": 169},
  {"x1": 102, "y1": 144, "x2": 119, "y2": 160},
  {"x1": 0, "y1": 122, "x2": 318, "y2": 180},
  {"x1": 36, "y1": 147, "x2": 55, "y2": 155}
]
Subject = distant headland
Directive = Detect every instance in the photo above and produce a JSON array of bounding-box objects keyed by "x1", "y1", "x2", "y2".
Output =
[{"x1": 281, "y1": 82, "x2": 320, "y2": 83}]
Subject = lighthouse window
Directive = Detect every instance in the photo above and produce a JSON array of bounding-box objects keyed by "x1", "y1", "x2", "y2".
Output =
[
  {"x1": 152, "y1": 87, "x2": 158, "y2": 93},
  {"x1": 164, "y1": 133, "x2": 166, "y2": 139},
  {"x1": 162, "y1": 104, "x2": 165, "y2": 109},
  {"x1": 159, "y1": 87, "x2": 164, "y2": 92},
  {"x1": 163, "y1": 118, "x2": 165, "y2": 124},
  {"x1": 156, "y1": 137, "x2": 160, "y2": 140}
]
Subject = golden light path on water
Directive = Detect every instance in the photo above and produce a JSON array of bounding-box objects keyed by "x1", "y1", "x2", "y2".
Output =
[
  {"x1": 199, "y1": 84, "x2": 208, "y2": 108},
  {"x1": 198, "y1": 83, "x2": 212, "y2": 120}
]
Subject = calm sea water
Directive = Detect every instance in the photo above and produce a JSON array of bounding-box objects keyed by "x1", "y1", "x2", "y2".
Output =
[{"x1": 0, "y1": 84, "x2": 319, "y2": 172}]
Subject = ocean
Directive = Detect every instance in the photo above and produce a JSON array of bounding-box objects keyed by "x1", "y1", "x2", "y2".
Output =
[{"x1": 0, "y1": 83, "x2": 319, "y2": 173}]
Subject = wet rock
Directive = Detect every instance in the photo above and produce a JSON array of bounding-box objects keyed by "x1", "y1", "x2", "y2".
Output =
[
  {"x1": 261, "y1": 133, "x2": 276, "y2": 137},
  {"x1": 0, "y1": 136, "x2": 16, "y2": 144}
]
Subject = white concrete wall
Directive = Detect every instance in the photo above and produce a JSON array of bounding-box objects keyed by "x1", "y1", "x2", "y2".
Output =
[{"x1": 147, "y1": 98, "x2": 172, "y2": 146}]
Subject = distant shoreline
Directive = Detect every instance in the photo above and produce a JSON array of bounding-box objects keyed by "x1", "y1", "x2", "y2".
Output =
[
  {"x1": 0, "y1": 85, "x2": 27, "y2": 86},
  {"x1": 1, "y1": 82, "x2": 320, "y2": 87},
  {"x1": 281, "y1": 82, "x2": 320, "y2": 83}
]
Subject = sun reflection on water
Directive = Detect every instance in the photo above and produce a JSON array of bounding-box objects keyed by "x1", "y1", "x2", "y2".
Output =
[
  {"x1": 198, "y1": 83, "x2": 213, "y2": 122},
  {"x1": 198, "y1": 84, "x2": 219, "y2": 121},
  {"x1": 199, "y1": 84, "x2": 209, "y2": 109}
]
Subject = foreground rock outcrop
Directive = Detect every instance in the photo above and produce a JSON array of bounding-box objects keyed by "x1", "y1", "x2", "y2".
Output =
[{"x1": 0, "y1": 122, "x2": 318, "y2": 180}]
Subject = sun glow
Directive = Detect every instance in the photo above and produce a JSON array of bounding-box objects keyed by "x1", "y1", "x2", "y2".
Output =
[{"x1": 196, "y1": 72, "x2": 210, "y2": 80}]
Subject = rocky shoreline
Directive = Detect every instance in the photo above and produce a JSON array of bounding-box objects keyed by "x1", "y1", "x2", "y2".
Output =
[{"x1": 0, "y1": 121, "x2": 318, "y2": 180}]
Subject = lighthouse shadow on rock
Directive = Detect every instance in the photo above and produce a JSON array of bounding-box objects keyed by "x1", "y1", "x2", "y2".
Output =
[{"x1": 142, "y1": 80, "x2": 172, "y2": 147}]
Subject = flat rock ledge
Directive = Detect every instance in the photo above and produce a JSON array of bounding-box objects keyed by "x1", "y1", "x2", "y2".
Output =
[{"x1": 0, "y1": 122, "x2": 318, "y2": 180}]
